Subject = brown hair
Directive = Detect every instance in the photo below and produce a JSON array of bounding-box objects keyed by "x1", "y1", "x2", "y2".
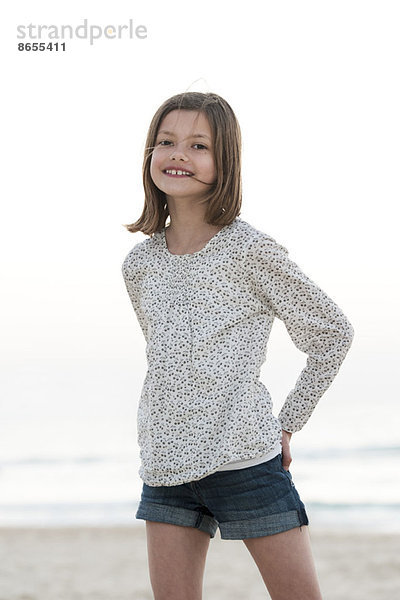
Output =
[{"x1": 122, "y1": 92, "x2": 242, "y2": 236}]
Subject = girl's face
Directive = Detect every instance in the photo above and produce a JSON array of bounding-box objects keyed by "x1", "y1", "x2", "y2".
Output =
[{"x1": 150, "y1": 110, "x2": 216, "y2": 203}]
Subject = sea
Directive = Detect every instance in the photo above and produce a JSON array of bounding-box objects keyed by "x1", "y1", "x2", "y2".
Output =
[{"x1": 0, "y1": 417, "x2": 398, "y2": 532}]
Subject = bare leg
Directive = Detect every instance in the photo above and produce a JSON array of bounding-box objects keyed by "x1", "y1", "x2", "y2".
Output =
[
  {"x1": 145, "y1": 520, "x2": 211, "y2": 600},
  {"x1": 243, "y1": 526, "x2": 322, "y2": 600}
]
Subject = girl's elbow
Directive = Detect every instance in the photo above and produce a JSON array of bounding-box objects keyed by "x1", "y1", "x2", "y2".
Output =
[{"x1": 343, "y1": 319, "x2": 355, "y2": 348}]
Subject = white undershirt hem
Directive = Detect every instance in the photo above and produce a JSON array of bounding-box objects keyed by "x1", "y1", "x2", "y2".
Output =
[{"x1": 215, "y1": 439, "x2": 282, "y2": 472}]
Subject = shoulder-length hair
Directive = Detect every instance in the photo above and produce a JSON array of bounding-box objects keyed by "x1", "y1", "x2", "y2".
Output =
[{"x1": 123, "y1": 92, "x2": 242, "y2": 236}]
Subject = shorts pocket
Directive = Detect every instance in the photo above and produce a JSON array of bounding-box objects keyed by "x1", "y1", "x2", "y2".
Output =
[
  {"x1": 279, "y1": 455, "x2": 295, "y2": 486},
  {"x1": 284, "y1": 469, "x2": 295, "y2": 486}
]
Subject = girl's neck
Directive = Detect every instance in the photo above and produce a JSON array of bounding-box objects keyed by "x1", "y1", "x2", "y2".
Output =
[{"x1": 165, "y1": 220, "x2": 224, "y2": 255}]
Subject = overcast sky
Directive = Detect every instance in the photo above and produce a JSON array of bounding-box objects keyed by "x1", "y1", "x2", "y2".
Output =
[{"x1": 2, "y1": 1, "x2": 399, "y2": 458}]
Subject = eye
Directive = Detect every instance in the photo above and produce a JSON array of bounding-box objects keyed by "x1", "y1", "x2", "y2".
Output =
[
  {"x1": 193, "y1": 143, "x2": 207, "y2": 150},
  {"x1": 158, "y1": 140, "x2": 172, "y2": 146}
]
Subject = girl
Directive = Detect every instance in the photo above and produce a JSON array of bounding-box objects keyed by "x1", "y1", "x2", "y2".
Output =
[{"x1": 122, "y1": 92, "x2": 354, "y2": 600}]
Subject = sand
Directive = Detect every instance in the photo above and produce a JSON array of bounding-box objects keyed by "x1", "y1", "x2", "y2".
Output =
[{"x1": 0, "y1": 524, "x2": 399, "y2": 599}]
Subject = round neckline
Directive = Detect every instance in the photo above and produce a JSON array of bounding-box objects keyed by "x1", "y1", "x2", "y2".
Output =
[{"x1": 161, "y1": 218, "x2": 239, "y2": 257}]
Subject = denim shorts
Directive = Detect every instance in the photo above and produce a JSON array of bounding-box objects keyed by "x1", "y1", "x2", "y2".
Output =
[{"x1": 135, "y1": 453, "x2": 309, "y2": 540}]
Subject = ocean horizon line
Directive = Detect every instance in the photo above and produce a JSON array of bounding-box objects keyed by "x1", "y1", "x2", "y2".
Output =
[{"x1": 1, "y1": 444, "x2": 399, "y2": 466}]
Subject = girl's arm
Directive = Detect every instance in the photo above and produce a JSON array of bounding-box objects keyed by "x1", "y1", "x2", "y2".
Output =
[
  {"x1": 121, "y1": 252, "x2": 148, "y2": 341},
  {"x1": 246, "y1": 233, "x2": 354, "y2": 445},
  {"x1": 281, "y1": 430, "x2": 292, "y2": 471}
]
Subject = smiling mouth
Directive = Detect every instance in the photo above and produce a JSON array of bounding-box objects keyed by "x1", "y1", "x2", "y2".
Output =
[{"x1": 163, "y1": 169, "x2": 193, "y2": 177}]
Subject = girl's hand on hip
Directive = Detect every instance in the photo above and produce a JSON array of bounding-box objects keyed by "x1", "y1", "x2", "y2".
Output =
[{"x1": 281, "y1": 429, "x2": 293, "y2": 471}]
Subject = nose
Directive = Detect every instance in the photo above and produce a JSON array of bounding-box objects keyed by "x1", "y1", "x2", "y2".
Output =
[{"x1": 169, "y1": 143, "x2": 188, "y2": 161}]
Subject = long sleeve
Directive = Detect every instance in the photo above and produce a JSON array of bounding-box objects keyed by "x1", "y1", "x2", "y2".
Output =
[
  {"x1": 246, "y1": 234, "x2": 355, "y2": 433},
  {"x1": 121, "y1": 253, "x2": 149, "y2": 342}
]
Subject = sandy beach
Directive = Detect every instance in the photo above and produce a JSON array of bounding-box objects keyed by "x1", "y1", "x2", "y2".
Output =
[{"x1": 0, "y1": 524, "x2": 399, "y2": 599}]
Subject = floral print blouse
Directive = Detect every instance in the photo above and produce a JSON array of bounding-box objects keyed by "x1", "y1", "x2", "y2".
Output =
[{"x1": 122, "y1": 216, "x2": 354, "y2": 486}]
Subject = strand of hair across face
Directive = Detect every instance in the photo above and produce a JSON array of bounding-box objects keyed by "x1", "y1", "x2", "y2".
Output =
[{"x1": 145, "y1": 145, "x2": 214, "y2": 186}]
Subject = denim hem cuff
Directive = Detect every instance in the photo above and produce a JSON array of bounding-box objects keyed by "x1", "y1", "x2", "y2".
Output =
[
  {"x1": 135, "y1": 501, "x2": 219, "y2": 538},
  {"x1": 219, "y1": 509, "x2": 308, "y2": 540}
]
